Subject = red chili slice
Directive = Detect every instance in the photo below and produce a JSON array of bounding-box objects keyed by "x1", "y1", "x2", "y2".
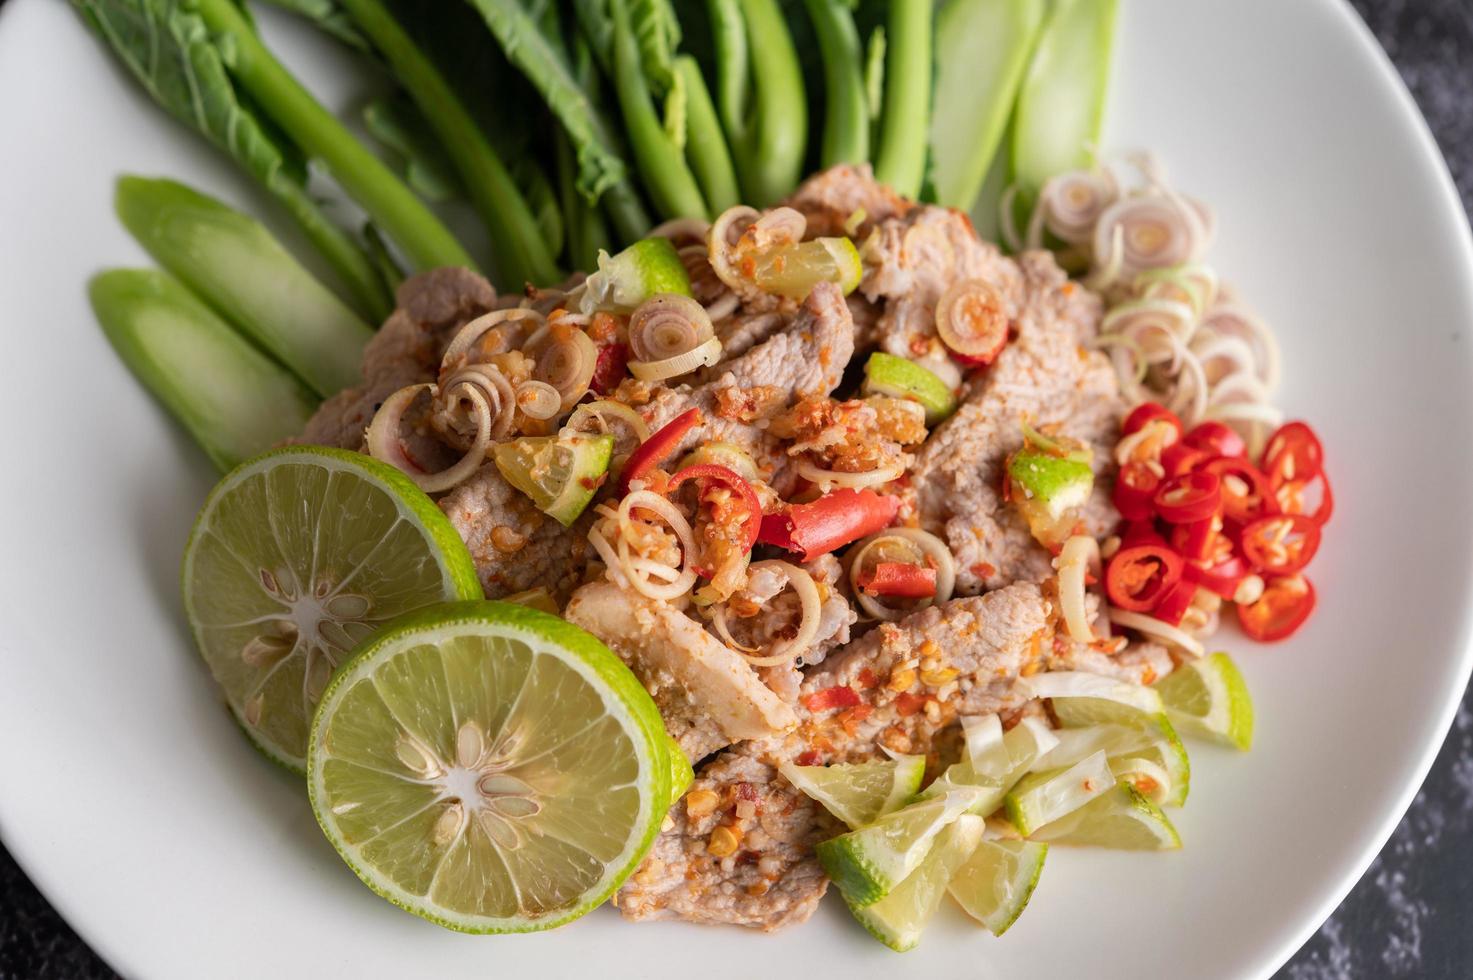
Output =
[
  {"x1": 618, "y1": 408, "x2": 700, "y2": 495},
  {"x1": 1262, "y1": 421, "x2": 1324, "y2": 485},
  {"x1": 857, "y1": 562, "x2": 938, "y2": 599},
  {"x1": 1113, "y1": 462, "x2": 1162, "y2": 521},
  {"x1": 1120, "y1": 520, "x2": 1168, "y2": 549},
  {"x1": 589, "y1": 341, "x2": 630, "y2": 396},
  {"x1": 1169, "y1": 514, "x2": 1224, "y2": 563},
  {"x1": 1153, "y1": 470, "x2": 1222, "y2": 524},
  {"x1": 1161, "y1": 442, "x2": 1214, "y2": 478},
  {"x1": 667, "y1": 463, "x2": 763, "y2": 552},
  {"x1": 1203, "y1": 457, "x2": 1277, "y2": 525},
  {"x1": 1237, "y1": 574, "x2": 1316, "y2": 642},
  {"x1": 1183, "y1": 421, "x2": 1246, "y2": 459},
  {"x1": 801, "y1": 685, "x2": 861, "y2": 713},
  {"x1": 1151, "y1": 577, "x2": 1199, "y2": 627},
  {"x1": 757, "y1": 488, "x2": 900, "y2": 562},
  {"x1": 1239, "y1": 514, "x2": 1322, "y2": 575},
  {"x1": 1123, "y1": 403, "x2": 1183, "y2": 438},
  {"x1": 1271, "y1": 468, "x2": 1334, "y2": 526},
  {"x1": 1104, "y1": 544, "x2": 1184, "y2": 612},
  {"x1": 1186, "y1": 553, "x2": 1250, "y2": 600}
]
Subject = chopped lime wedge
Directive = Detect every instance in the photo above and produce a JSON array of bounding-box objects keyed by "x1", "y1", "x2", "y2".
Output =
[
  {"x1": 846, "y1": 815, "x2": 985, "y2": 951},
  {"x1": 667, "y1": 734, "x2": 695, "y2": 803},
  {"x1": 1021, "y1": 671, "x2": 1169, "y2": 729},
  {"x1": 1031, "y1": 781, "x2": 1181, "y2": 850},
  {"x1": 1154, "y1": 652, "x2": 1254, "y2": 750},
  {"x1": 918, "y1": 715, "x2": 1059, "y2": 810},
  {"x1": 816, "y1": 789, "x2": 984, "y2": 907},
  {"x1": 752, "y1": 236, "x2": 863, "y2": 299},
  {"x1": 948, "y1": 838, "x2": 1048, "y2": 936},
  {"x1": 779, "y1": 755, "x2": 926, "y2": 830},
  {"x1": 1033, "y1": 723, "x2": 1191, "y2": 808},
  {"x1": 493, "y1": 432, "x2": 613, "y2": 526},
  {"x1": 580, "y1": 238, "x2": 692, "y2": 314},
  {"x1": 181, "y1": 446, "x2": 482, "y2": 772},
  {"x1": 1007, "y1": 450, "x2": 1094, "y2": 518},
  {"x1": 862, "y1": 352, "x2": 957, "y2": 425},
  {"x1": 308, "y1": 601, "x2": 673, "y2": 932},
  {"x1": 1004, "y1": 751, "x2": 1113, "y2": 836}
]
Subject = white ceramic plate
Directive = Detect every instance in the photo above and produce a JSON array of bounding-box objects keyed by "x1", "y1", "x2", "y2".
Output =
[{"x1": 2, "y1": 0, "x2": 1471, "y2": 977}]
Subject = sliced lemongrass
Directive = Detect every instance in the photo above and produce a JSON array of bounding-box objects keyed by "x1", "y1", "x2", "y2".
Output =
[
  {"x1": 628, "y1": 336, "x2": 723, "y2": 381},
  {"x1": 616, "y1": 490, "x2": 700, "y2": 601},
  {"x1": 629, "y1": 294, "x2": 715, "y2": 363},
  {"x1": 366, "y1": 382, "x2": 492, "y2": 494},
  {"x1": 440, "y1": 308, "x2": 543, "y2": 369},
  {"x1": 935, "y1": 278, "x2": 1009, "y2": 359},
  {"x1": 515, "y1": 379, "x2": 563, "y2": 420},
  {"x1": 738, "y1": 560, "x2": 822, "y2": 667},
  {"x1": 796, "y1": 458, "x2": 906, "y2": 494}
]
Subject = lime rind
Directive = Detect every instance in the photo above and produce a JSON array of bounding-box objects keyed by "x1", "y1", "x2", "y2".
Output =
[
  {"x1": 846, "y1": 815, "x2": 986, "y2": 951},
  {"x1": 948, "y1": 838, "x2": 1048, "y2": 936},
  {"x1": 493, "y1": 432, "x2": 613, "y2": 526},
  {"x1": 862, "y1": 352, "x2": 958, "y2": 425},
  {"x1": 181, "y1": 446, "x2": 481, "y2": 773},
  {"x1": 816, "y1": 789, "x2": 983, "y2": 907},
  {"x1": 1155, "y1": 652, "x2": 1255, "y2": 750},
  {"x1": 1004, "y1": 751, "x2": 1113, "y2": 836},
  {"x1": 1032, "y1": 722, "x2": 1191, "y2": 808},
  {"x1": 580, "y1": 238, "x2": 693, "y2": 314},
  {"x1": 307, "y1": 600, "x2": 671, "y2": 934}
]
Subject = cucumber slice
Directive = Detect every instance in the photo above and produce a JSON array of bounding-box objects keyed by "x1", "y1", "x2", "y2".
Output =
[
  {"x1": 862, "y1": 353, "x2": 958, "y2": 425},
  {"x1": 493, "y1": 432, "x2": 614, "y2": 526},
  {"x1": 90, "y1": 268, "x2": 317, "y2": 472}
]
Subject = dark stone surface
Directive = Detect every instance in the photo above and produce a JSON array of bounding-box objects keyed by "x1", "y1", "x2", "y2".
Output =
[{"x1": 2, "y1": 1, "x2": 1472, "y2": 978}]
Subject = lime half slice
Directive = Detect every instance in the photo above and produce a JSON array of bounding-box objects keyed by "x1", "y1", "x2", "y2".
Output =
[
  {"x1": 580, "y1": 238, "x2": 693, "y2": 314},
  {"x1": 752, "y1": 237, "x2": 863, "y2": 299},
  {"x1": 493, "y1": 432, "x2": 613, "y2": 526},
  {"x1": 1154, "y1": 652, "x2": 1255, "y2": 750},
  {"x1": 1004, "y1": 751, "x2": 1113, "y2": 836},
  {"x1": 1031, "y1": 781, "x2": 1181, "y2": 850},
  {"x1": 918, "y1": 715, "x2": 1059, "y2": 811},
  {"x1": 948, "y1": 838, "x2": 1048, "y2": 936},
  {"x1": 816, "y1": 788, "x2": 983, "y2": 906},
  {"x1": 1033, "y1": 723, "x2": 1191, "y2": 808},
  {"x1": 779, "y1": 755, "x2": 926, "y2": 830},
  {"x1": 307, "y1": 601, "x2": 672, "y2": 933},
  {"x1": 862, "y1": 352, "x2": 958, "y2": 425},
  {"x1": 182, "y1": 446, "x2": 481, "y2": 772},
  {"x1": 847, "y1": 815, "x2": 985, "y2": 951}
]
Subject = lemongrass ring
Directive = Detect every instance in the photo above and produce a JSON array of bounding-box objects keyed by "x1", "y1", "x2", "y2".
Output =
[
  {"x1": 739, "y1": 560, "x2": 822, "y2": 667},
  {"x1": 707, "y1": 206, "x2": 760, "y2": 290},
  {"x1": 709, "y1": 603, "x2": 762, "y2": 653},
  {"x1": 847, "y1": 528, "x2": 956, "y2": 620},
  {"x1": 749, "y1": 207, "x2": 807, "y2": 250},
  {"x1": 998, "y1": 184, "x2": 1025, "y2": 254},
  {"x1": 366, "y1": 383, "x2": 491, "y2": 494},
  {"x1": 796, "y1": 458, "x2": 906, "y2": 494},
  {"x1": 1107, "y1": 608, "x2": 1206, "y2": 658},
  {"x1": 1092, "y1": 193, "x2": 1204, "y2": 281},
  {"x1": 1056, "y1": 535, "x2": 1103, "y2": 643},
  {"x1": 628, "y1": 336, "x2": 724, "y2": 381},
  {"x1": 523, "y1": 323, "x2": 598, "y2": 409},
  {"x1": 1038, "y1": 168, "x2": 1119, "y2": 245},
  {"x1": 649, "y1": 217, "x2": 712, "y2": 247},
  {"x1": 704, "y1": 292, "x2": 740, "y2": 322},
  {"x1": 629, "y1": 294, "x2": 716, "y2": 362},
  {"x1": 935, "y1": 279, "x2": 1009, "y2": 359},
  {"x1": 1102, "y1": 298, "x2": 1197, "y2": 342},
  {"x1": 565, "y1": 399, "x2": 652, "y2": 442},
  {"x1": 1084, "y1": 223, "x2": 1126, "y2": 291},
  {"x1": 440, "y1": 308, "x2": 544, "y2": 370},
  {"x1": 442, "y1": 365, "x2": 517, "y2": 439},
  {"x1": 515, "y1": 380, "x2": 562, "y2": 420}
]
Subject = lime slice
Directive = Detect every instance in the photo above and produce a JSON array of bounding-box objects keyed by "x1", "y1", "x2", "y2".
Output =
[
  {"x1": 752, "y1": 237, "x2": 863, "y2": 299},
  {"x1": 1007, "y1": 451, "x2": 1094, "y2": 518},
  {"x1": 846, "y1": 815, "x2": 986, "y2": 951},
  {"x1": 948, "y1": 838, "x2": 1048, "y2": 936},
  {"x1": 666, "y1": 734, "x2": 695, "y2": 803},
  {"x1": 307, "y1": 601, "x2": 673, "y2": 933},
  {"x1": 779, "y1": 755, "x2": 926, "y2": 830},
  {"x1": 862, "y1": 353, "x2": 958, "y2": 425},
  {"x1": 1033, "y1": 723, "x2": 1191, "y2": 808},
  {"x1": 580, "y1": 238, "x2": 692, "y2": 314},
  {"x1": 1031, "y1": 781, "x2": 1181, "y2": 850},
  {"x1": 1022, "y1": 671, "x2": 1174, "y2": 730},
  {"x1": 181, "y1": 446, "x2": 481, "y2": 772},
  {"x1": 1003, "y1": 751, "x2": 1113, "y2": 836},
  {"x1": 816, "y1": 789, "x2": 984, "y2": 906},
  {"x1": 918, "y1": 715, "x2": 1059, "y2": 810},
  {"x1": 493, "y1": 432, "x2": 613, "y2": 526},
  {"x1": 1154, "y1": 652, "x2": 1254, "y2": 750}
]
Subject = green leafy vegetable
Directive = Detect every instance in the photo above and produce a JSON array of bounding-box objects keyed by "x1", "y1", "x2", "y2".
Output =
[
  {"x1": 1011, "y1": 0, "x2": 1119, "y2": 204},
  {"x1": 185, "y1": 0, "x2": 474, "y2": 274},
  {"x1": 115, "y1": 176, "x2": 373, "y2": 398},
  {"x1": 72, "y1": 0, "x2": 392, "y2": 321},
  {"x1": 335, "y1": 0, "x2": 561, "y2": 286},
  {"x1": 90, "y1": 269, "x2": 317, "y2": 471},
  {"x1": 803, "y1": 0, "x2": 868, "y2": 168},
  {"x1": 259, "y1": 0, "x2": 369, "y2": 51},
  {"x1": 675, "y1": 55, "x2": 740, "y2": 213},
  {"x1": 363, "y1": 95, "x2": 464, "y2": 203},
  {"x1": 930, "y1": 0, "x2": 1046, "y2": 210},
  {"x1": 872, "y1": 0, "x2": 933, "y2": 198}
]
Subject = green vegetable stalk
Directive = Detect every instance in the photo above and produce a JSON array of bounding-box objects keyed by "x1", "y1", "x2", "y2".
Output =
[
  {"x1": 1010, "y1": 0, "x2": 1119, "y2": 206},
  {"x1": 803, "y1": 0, "x2": 869, "y2": 168},
  {"x1": 115, "y1": 176, "x2": 373, "y2": 398},
  {"x1": 335, "y1": 0, "x2": 562, "y2": 287},
  {"x1": 188, "y1": 0, "x2": 474, "y2": 273},
  {"x1": 872, "y1": 0, "x2": 933, "y2": 198},
  {"x1": 464, "y1": 0, "x2": 652, "y2": 242},
  {"x1": 609, "y1": 0, "x2": 708, "y2": 219},
  {"x1": 73, "y1": 0, "x2": 393, "y2": 321},
  {"x1": 708, "y1": 0, "x2": 808, "y2": 207},
  {"x1": 90, "y1": 269, "x2": 318, "y2": 471},
  {"x1": 929, "y1": 0, "x2": 1046, "y2": 210},
  {"x1": 676, "y1": 56, "x2": 741, "y2": 214}
]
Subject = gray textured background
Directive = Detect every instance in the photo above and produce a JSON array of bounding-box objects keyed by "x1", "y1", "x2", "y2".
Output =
[{"x1": 2, "y1": 1, "x2": 1472, "y2": 977}]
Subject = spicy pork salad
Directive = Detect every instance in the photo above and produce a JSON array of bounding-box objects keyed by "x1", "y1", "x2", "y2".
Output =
[{"x1": 78, "y1": 0, "x2": 1332, "y2": 953}]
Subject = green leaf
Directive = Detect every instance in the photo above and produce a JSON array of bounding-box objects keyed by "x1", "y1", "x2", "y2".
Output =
[
  {"x1": 363, "y1": 95, "x2": 466, "y2": 203},
  {"x1": 258, "y1": 0, "x2": 370, "y2": 51}
]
